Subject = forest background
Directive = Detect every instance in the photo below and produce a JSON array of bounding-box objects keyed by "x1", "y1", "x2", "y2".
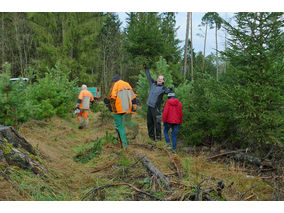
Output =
[{"x1": 0, "y1": 9, "x2": 283, "y2": 160}]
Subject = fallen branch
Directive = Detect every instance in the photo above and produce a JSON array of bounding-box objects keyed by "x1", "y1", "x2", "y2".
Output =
[
  {"x1": 162, "y1": 148, "x2": 183, "y2": 178},
  {"x1": 232, "y1": 152, "x2": 262, "y2": 167},
  {"x1": 135, "y1": 151, "x2": 170, "y2": 190},
  {"x1": 239, "y1": 185, "x2": 257, "y2": 200},
  {"x1": 82, "y1": 183, "x2": 166, "y2": 201},
  {"x1": 208, "y1": 149, "x2": 247, "y2": 160},
  {"x1": 244, "y1": 194, "x2": 255, "y2": 201},
  {"x1": 258, "y1": 175, "x2": 284, "y2": 180},
  {"x1": 0, "y1": 168, "x2": 13, "y2": 184},
  {"x1": 202, "y1": 193, "x2": 215, "y2": 201},
  {"x1": 182, "y1": 179, "x2": 225, "y2": 201}
]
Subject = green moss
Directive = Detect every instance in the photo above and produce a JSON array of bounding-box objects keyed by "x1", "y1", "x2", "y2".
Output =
[
  {"x1": 1, "y1": 142, "x2": 13, "y2": 155},
  {"x1": 0, "y1": 163, "x2": 6, "y2": 170}
]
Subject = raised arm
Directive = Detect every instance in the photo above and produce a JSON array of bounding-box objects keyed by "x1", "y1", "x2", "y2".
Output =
[{"x1": 143, "y1": 64, "x2": 154, "y2": 86}]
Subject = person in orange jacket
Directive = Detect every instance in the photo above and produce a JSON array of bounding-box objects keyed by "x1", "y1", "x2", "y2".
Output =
[
  {"x1": 104, "y1": 74, "x2": 137, "y2": 148},
  {"x1": 75, "y1": 84, "x2": 94, "y2": 129}
]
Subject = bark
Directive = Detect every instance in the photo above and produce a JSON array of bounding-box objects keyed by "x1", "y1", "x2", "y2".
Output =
[
  {"x1": 202, "y1": 22, "x2": 208, "y2": 74},
  {"x1": 0, "y1": 126, "x2": 35, "y2": 155},
  {"x1": 135, "y1": 151, "x2": 170, "y2": 190},
  {"x1": 215, "y1": 25, "x2": 219, "y2": 81},
  {"x1": 232, "y1": 152, "x2": 262, "y2": 166},
  {"x1": 208, "y1": 149, "x2": 273, "y2": 168},
  {"x1": 190, "y1": 12, "x2": 194, "y2": 81},
  {"x1": 13, "y1": 13, "x2": 24, "y2": 77},
  {"x1": 1, "y1": 13, "x2": 4, "y2": 65},
  {"x1": 208, "y1": 149, "x2": 247, "y2": 160},
  {"x1": 183, "y1": 178, "x2": 224, "y2": 201},
  {"x1": 0, "y1": 126, "x2": 47, "y2": 176}
]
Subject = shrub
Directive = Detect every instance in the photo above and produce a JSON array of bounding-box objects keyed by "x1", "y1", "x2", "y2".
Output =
[
  {"x1": 0, "y1": 72, "x2": 32, "y2": 126},
  {"x1": 28, "y1": 63, "x2": 77, "y2": 120}
]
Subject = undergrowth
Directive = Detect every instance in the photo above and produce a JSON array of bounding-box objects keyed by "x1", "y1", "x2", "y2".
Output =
[
  {"x1": 9, "y1": 169, "x2": 71, "y2": 201},
  {"x1": 73, "y1": 131, "x2": 116, "y2": 164}
]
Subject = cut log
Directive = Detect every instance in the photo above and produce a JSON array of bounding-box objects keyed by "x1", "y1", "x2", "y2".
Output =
[
  {"x1": 232, "y1": 152, "x2": 262, "y2": 167},
  {"x1": 135, "y1": 151, "x2": 170, "y2": 190},
  {"x1": 0, "y1": 138, "x2": 47, "y2": 175},
  {"x1": 0, "y1": 126, "x2": 35, "y2": 155},
  {"x1": 0, "y1": 126, "x2": 47, "y2": 176},
  {"x1": 208, "y1": 148, "x2": 273, "y2": 168}
]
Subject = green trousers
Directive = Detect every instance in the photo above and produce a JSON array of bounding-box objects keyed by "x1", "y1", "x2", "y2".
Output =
[{"x1": 113, "y1": 114, "x2": 127, "y2": 147}]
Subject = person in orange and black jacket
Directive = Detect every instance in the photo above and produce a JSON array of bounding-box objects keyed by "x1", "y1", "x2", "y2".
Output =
[
  {"x1": 162, "y1": 90, "x2": 182, "y2": 151},
  {"x1": 104, "y1": 74, "x2": 137, "y2": 148},
  {"x1": 75, "y1": 84, "x2": 94, "y2": 129}
]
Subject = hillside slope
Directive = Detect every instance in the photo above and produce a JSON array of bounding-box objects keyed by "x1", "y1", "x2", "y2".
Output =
[{"x1": 0, "y1": 110, "x2": 280, "y2": 201}]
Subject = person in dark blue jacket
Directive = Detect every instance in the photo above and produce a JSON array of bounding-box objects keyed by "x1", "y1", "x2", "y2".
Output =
[{"x1": 144, "y1": 64, "x2": 169, "y2": 141}]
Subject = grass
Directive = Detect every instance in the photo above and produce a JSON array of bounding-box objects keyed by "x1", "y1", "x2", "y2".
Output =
[
  {"x1": 1, "y1": 110, "x2": 277, "y2": 201},
  {"x1": 72, "y1": 131, "x2": 117, "y2": 164},
  {"x1": 9, "y1": 169, "x2": 71, "y2": 201}
]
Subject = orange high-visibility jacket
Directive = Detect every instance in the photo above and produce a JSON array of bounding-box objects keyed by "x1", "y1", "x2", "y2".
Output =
[
  {"x1": 78, "y1": 89, "x2": 94, "y2": 110},
  {"x1": 109, "y1": 80, "x2": 136, "y2": 114}
]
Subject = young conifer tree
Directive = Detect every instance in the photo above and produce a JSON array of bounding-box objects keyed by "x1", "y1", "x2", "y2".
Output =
[{"x1": 222, "y1": 12, "x2": 284, "y2": 150}]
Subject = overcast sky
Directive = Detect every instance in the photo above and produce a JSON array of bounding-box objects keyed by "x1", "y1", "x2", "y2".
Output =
[
  {"x1": 118, "y1": 12, "x2": 234, "y2": 55},
  {"x1": 2, "y1": 0, "x2": 281, "y2": 55}
]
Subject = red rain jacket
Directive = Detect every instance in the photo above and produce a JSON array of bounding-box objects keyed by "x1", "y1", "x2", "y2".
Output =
[{"x1": 162, "y1": 98, "x2": 182, "y2": 124}]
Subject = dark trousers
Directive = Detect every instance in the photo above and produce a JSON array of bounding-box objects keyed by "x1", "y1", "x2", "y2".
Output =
[{"x1": 147, "y1": 106, "x2": 162, "y2": 141}]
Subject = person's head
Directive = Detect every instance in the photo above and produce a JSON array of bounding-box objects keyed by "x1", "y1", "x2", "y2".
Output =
[
  {"x1": 112, "y1": 74, "x2": 120, "y2": 83},
  {"x1": 81, "y1": 84, "x2": 87, "y2": 90},
  {"x1": 157, "y1": 75, "x2": 164, "y2": 85},
  {"x1": 167, "y1": 89, "x2": 176, "y2": 99}
]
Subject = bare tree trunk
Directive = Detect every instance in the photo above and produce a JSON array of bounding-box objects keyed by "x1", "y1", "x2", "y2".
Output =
[
  {"x1": 202, "y1": 22, "x2": 208, "y2": 74},
  {"x1": 190, "y1": 12, "x2": 194, "y2": 81},
  {"x1": 13, "y1": 13, "x2": 24, "y2": 77},
  {"x1": 224, "y1": 29, "x2": 227, "y2": 74},
  {"x1": 215, "y1": 25, "x2": 219, "y2": 81},
  {"x1": 183, "y1": 12, "x2": 190, "y2": 77},
  {"x1": 1, "y1": 13, "x2": 4, "y2": 66},
  {"x1": 103, "y1": 48, "x2": 107, "y2": 94}
]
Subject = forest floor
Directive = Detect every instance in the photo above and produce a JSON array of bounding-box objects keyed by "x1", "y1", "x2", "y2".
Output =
[{"x1": 0, "y1": 107, "x2": 282, "y2": 201}]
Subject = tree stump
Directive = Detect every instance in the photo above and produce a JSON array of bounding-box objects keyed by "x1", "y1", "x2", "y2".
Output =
[{"x1": 0, "y1": 126, "x2": 47, "y2": 176}]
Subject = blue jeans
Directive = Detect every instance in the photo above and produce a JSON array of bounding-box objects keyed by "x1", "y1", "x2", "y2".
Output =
[{"x1": 163, "y1": 123, "x2": 180, "y2": 150}]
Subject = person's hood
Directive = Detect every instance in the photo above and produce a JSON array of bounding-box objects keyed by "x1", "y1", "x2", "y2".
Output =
[{"x1": 167, "y1": 98, "x2": 179, "y2": 106}]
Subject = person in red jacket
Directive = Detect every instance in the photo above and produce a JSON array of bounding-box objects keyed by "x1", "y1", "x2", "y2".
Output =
[{"x1": 162, "y1": 90, "x2": 182, "y2": 151}]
